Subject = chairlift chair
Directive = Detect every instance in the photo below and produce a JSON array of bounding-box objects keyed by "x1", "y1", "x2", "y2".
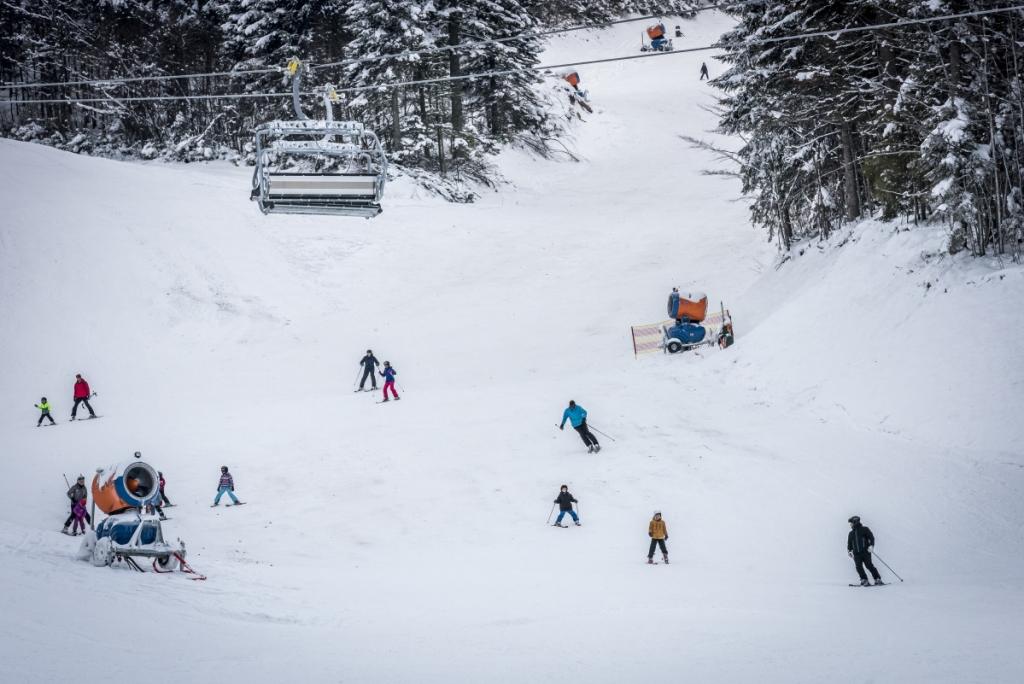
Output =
[{"x1": 250, "y1": 60, "x2": 387, "y2": 218}]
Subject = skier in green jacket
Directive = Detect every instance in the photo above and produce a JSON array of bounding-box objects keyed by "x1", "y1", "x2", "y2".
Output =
[{"x1": 35, "y1": 397, "x2": 56, "y2": 426}]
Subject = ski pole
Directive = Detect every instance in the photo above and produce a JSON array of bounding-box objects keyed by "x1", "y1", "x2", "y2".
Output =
[
  {"x1": 62, "y1": 473, "x2": 70, "y2": 489},
  {"x1": 588, "y1": 425, "x2": 617, "y2": 442},
  {"x1": 546, "y1": 503, "x2": 556, "y2": 525},
  {"x1": 873, "y1": 553, "x2": 904, "y2": 582},
  {"x1": 353, "y1": 369, "x2": 362, "y2": 389}
]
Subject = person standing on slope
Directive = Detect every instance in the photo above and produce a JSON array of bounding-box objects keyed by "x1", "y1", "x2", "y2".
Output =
[
  {"x1": 647, "y1": 511, "x2": 669, "y2": 564},
  {"x1": 212, "y1": 466, "x2": 243, "y2": 507},
  {"x1": 847, "y1": 515, "x2": 884, "y2": 586},
  {"x1": 63, "y1": 475, "x2": 90, "y2": 533},
  {"x1": 553, "y1": 485, "x2": 581, "y2": 527},
  {"x1": 35, "y1": 397, "x2": 56, "y2": 426},
  {"x1": 699, "y1": 62, "x2": 709, "y2": 80},
  {"x1": 70, "y1": 374, "x2": 96, "y2": 420},
  {"x1": 559, "y1": 400, "x2": 600, "y2": 453},
  {"x1": 358, "y1": 349, "x2": 380, "y2": 392},
  {"x1": 380, "y1": 361, "x2": 400, "y2": 402},
  {"x1": 70, "y1": 498, "x2": 88, "y2": 535},
  {"x1": 158, "y1": 471, "x2": 172, "y2": 507}
]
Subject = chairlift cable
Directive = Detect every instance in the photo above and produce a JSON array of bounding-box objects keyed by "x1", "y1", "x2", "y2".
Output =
[{"x1": 5, "y1": 3, "x2": 1022, "y2": 106}]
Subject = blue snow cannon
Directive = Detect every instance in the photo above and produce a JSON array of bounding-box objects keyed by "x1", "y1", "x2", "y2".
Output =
[{"x1": 665, "y1": 321, "x2": 707, "y2": 353}]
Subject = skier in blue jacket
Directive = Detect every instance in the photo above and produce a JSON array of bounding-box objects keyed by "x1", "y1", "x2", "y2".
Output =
[{"x1": 559, "y1": 400, "x2": 600, "y2": 453}]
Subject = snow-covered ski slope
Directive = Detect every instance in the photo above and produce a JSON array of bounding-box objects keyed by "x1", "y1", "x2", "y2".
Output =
[{"x1": 2, "y1": 11, "x2": 1023, "y2": 683}]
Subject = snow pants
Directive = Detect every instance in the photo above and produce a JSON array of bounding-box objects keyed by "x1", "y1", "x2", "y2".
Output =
[
  {"x1": 72, "y1": 396, "x2": 95, "y2": 418},
  {"x1": 160, "y1": 489, "x2": 172, "y2": 506},
  {"x1": 214, "y1": 487, "x2": 239, "y2": 505},
  {"x1": 853, "y1": 551, "x2": 881, "y2": 581},
  {"x1": 38, "y1": 412, "x2": 55, "y2": 426},
  {"x1": 71, "y1": 516, "x2": 86, "y2": 534},
  {"x1": 359, "y1": 366, "x2": 377, "y2": 390},
  {"x1": 648, "y1": 538, "x2": 668, "y2": 558},
  {"x1": 556, "y1": 509, "x2": 579, "y2": 524},
  {"x1": 382, "y1": 381, "x2": 398, "y2": 400},
  {"x1": 574, "y1": 421, "x2": 599, "y2": 447}
]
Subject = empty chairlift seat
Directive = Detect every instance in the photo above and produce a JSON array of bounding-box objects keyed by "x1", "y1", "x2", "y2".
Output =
[{"x1": 251, "y1": 120, "x2": 387, "y2": 219}]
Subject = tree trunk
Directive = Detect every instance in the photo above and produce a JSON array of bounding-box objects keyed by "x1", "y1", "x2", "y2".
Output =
[
  {"x1": 390, "y1": 87, "x2": 402, "y2": 151},
  {"x1": 840, "y1": 122, "x2": 862, "y2": 221},
  {"x1": 447, "y1": 12, "x2": 464, "y2": 134}
]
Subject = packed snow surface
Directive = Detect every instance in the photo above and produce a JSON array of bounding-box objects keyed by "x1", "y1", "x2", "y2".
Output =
[{"x1": 1, "y1": 12, "x2": 1023, "y2": 683}]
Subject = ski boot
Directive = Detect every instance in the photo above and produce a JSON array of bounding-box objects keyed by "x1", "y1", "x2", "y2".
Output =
[
  {"x1": 646, "y1": 557, "x2": 654, "y2": 565},
  {"x1": 860, "y1": 579, "x2": 871, "y2": 587},
  {"x1": 382, "y1": 398, "x2": 390, "y2": 402},
  {"x1": 395, "y1": 396, "x2": 401, "y2": 401},
  {"x1": 663, "y1": 554, "x2": 669, "y2": 564},
  {"x1": 594, "y1": 444, "x2": 601, "y2": 453},
  {"x1": 574, "y1": 521, "x2": 581, "y2": 526},
  {"x1": 587, "y1": 445, "x2": 594, "y2": 453},
  {"x1": 873, "y1": 579, "x2": 886, "y2": 586}
]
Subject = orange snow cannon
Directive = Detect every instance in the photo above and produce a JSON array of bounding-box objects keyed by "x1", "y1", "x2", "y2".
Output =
[
  {"x1": 646, "y1": 23, "x2": 667, "y2": 40},
  {"x1": 92, "y1": 461, "x2": 162, "y2": 514},
  {"x1": 563, "y1": 71, "x2": 580, "y2": 87},
  {"x1": 667, "y1": 290, "x2": 708, "y2": 322}
]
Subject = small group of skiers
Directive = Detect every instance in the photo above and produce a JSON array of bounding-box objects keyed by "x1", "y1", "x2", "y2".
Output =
[
  {"x1": 552, "y1": 486, "x2": 670, "y2": 564},
  {"x1": 35, "y1": 374, "x2": 97, "y2": 426},
  {"x1": 357, "y1": 350, "x2": 399, "y2": 401},
  {"x1": 59, "y1": 463, "x2": 245, "y2": 531}
]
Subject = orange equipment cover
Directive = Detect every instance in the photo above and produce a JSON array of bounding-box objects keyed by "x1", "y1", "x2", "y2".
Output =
[
  {"x1": 646, "y1": 24, "x2": 666, "y2": 40},
  {"x1": 673, "y1": 294, "x2": 708, "y2": 322}
]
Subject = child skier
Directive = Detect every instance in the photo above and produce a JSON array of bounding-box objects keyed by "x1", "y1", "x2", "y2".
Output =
[
  {"x1": 35, "y1": 397, "x2": 56, "y2": 426},
  {"x1": 553, "y1": 485, "x2": 580, "y2": 527},
  {"x1": 70, "y1": 498, "x2": 88, "y2": 535},
  {"x1": 70, "y1": 373, "x2": 96, "y2": 420},
  {"x1": 212, "y1": 466, "x2": 243, "y2": 507},
  {"x1": 380, "y1": 361, "x2": 399, "y2": 401},
  {"x1": 559, "y1": 400, "x2": 600, "y2": 453},
  {"x1": 647, "y1": 511, "x2": 669, "y2": 564}
]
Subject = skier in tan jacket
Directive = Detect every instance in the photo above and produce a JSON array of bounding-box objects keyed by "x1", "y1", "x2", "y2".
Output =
[{"x1": 647, "y1": 511, "x2": 669, "y2": 564}]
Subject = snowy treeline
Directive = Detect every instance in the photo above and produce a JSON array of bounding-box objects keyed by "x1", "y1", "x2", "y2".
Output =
[
  {"x1": 0, "y1": 0, "x2": 694, "y2": 183},
  {"x1": 712, "y1": 1, "x2": 1024, "y2": 258}
]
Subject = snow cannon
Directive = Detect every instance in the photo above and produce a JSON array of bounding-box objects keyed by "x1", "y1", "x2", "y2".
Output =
[
  {"x1": 91, "y1": 461, "x2": 161, "y2": 514},
  {"x1": 668, "y1": 290, "x2": 708, "y2": 323},
  {"x1": 643, "y1": 24, "x2": 673, "y2": 52},
  {"x1": 646, "y1": 23, "x2": 666, "y2": 40},
  {"x1": 562, "y1": 71, "x2": 580, "y2": 88}
]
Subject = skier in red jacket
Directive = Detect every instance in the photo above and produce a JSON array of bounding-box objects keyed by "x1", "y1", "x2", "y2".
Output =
[{"x1": 70, "y1": 374, "x2": 96, "y2": 420}]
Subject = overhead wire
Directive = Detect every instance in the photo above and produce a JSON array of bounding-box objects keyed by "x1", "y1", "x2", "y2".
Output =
[
  {"x1": 5, "y1": 3, "x2": 1023, "y2": 106},
  {"x1": 1, "y1": 3, "x2": 739, "y2": 91}
]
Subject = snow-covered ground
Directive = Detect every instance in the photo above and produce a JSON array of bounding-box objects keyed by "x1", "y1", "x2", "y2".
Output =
[{"x1": 2, "y1": 12, "x2": 1023, "y2": 683}]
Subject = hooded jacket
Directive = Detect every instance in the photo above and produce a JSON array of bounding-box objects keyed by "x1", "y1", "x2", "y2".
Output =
[
  {"x1": 74, "y1": 378, "x2": 91, "y2": 399},
  {"x1": 554, "y1": 491, "x2": 577, "y2": 511},
  {"x1": 649, "y1": 517, "x2": 668, "y2": 540}
]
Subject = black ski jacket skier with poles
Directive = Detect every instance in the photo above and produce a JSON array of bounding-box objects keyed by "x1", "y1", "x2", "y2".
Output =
[
  {"x1": 847, "y1": 523, "x2": 875, "y2": 554},
  {"x1": 358, "y1": 351, "x2": 380, "y2": 390},
  {"x1": 554, "y1": 490, "x2": 577, "y2": 512}
]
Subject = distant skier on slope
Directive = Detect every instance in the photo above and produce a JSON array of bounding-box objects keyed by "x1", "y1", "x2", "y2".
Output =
[
  {"x1": 35, "y1": 397, "x2": 56, "y2": 426},
  {"x1": 212, "y1": 466, "x2": 243, "y2": 506},
  {"x1": 63, "y1": 475, "x2": 90, "y2": 533},
  {"x1": 70, "y1": 373, "x2": 96, "y2": 420},
  {"x1": 380, "y1": 361, "x2": 400, "y2": 402},
  {"x1": 848, "y1": 515, "x2": 884, "y2": 586},
  {"x1": 647, "y1": 511, "x2": 669, "y2": 564},
  {"x1": 699, "y1": 62, "x2": 709, "y2": 80},
  {"x1": 358, "y1": 349, "x2": 380, "y2": 391},
  {"x1": 559, "y1": 400, "x2": 600, "y2": 453},
  {"x1": 158, "y1": 471, "x2": 172, "y2": 507},
  {"x1": 553, "y1": 485, "x2": 581, "y2": 527}
]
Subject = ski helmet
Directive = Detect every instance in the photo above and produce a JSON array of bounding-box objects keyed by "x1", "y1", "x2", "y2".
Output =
[
  {"x1": 848, "y1": 515, "x2": 861, "y2": 524},
  {"x1": 568, "y1": 400, "x2": 576, "y2": 408},
  {"x1": 653, "y1": 510, "x2": 662, "y2": 517},
  {"x1": 41, "y1": 397, "x2": 47, "y2": 402},
  {"x1": 221, "y1": 466, "x2": 228, "y2": 472}
]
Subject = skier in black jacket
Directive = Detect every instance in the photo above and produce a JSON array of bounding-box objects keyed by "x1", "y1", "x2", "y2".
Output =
[
  {"x1": 553, "y1": 485, "x2": 580, "y2": 527},
  {"x1": 847, "y1": 515, "x2": 884, "y2": 586},
  {"x1": 62, "y1": 475, "x2": 91, "y2": 533},
  {"x1": 357, "y1": 350, "x2": 380, "y2": 391}
]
